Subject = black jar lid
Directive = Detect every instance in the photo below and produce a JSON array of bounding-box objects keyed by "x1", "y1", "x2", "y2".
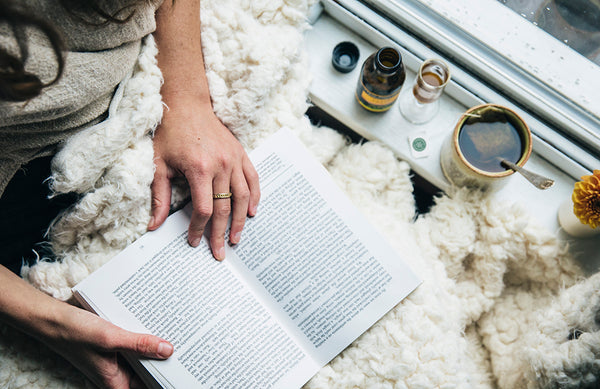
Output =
[{"x1": 331, "y1": 41, "x2": 360, "y2": 73}]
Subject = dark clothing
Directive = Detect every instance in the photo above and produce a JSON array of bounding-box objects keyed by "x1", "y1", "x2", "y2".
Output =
[{"x1": 0, "y1": 157, "x2": 77, "y2": 274}]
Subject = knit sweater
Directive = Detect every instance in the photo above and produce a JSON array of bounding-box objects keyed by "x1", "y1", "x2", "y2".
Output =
[{"x1": 0, "y1": 0, "x2": 162, "y2": 196}]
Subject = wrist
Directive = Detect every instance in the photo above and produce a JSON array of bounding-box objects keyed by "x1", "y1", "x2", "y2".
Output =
[
  {"x1": 0, "y1": 267, "x2": 72, "y2": 344},
  {"x1": 161, "y1": 87, "x2": 212, "y2": 107},
  {"x1": 159, "y1": 90, "x2": 218, "y2": 125},
  {"x1": 21, "y1": 296, "x2": 74, "y2": 345}
]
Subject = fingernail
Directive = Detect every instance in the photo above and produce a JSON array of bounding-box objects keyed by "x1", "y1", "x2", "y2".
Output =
[
  {"x1": 231, "y1": 231, "x2": 241, "y2": 244},
  {"x1": 250, "y1": 204, "x2": 258, "y2": 216},
  {"x1": 216, "y1": 246, "x2": 225, "y2": 261},
  {"x1": 148, "y1": 216, "x2": 155, "y2": 229},
  {"x1": 190, "y1": 237, "x2": 201, "y2": 247},
  {"x1": 157, "y1": 342, "x2": 173, "y2": 358}
]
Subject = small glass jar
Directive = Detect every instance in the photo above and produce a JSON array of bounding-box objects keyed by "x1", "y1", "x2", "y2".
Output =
[
  {"x1": 355, "y1": 47, "x2": 406, "y2": 112},
  {"x1": 399, "y1": 59, "x2": 450, "y2": 124}
]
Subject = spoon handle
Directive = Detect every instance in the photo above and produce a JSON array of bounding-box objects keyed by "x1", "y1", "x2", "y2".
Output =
[{"x1": 501, "y1": 160, "x2": 555, "y2": 190}]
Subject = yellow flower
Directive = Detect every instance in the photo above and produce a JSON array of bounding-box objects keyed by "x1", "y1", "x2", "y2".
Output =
[{"x1": 572, "y1": 169, "x2": 600, "y2": 229}]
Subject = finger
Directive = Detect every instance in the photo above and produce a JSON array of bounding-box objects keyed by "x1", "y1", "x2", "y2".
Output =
[
  {"x1": 228, "y1": 168, "x2": 250, "y2": 245},
  {"x1": 128, "y1": 364, "x2": 148, "y2": 389},
  {"x1": 118, "y1": 353, "x2": 149, "y2": 389},
  {"x1": 73, "y1": 312, "x2": 174, "y2": 360},
  {"x1": 98, "y1": 359, "x2": 132, "y2": 389},
  {"x1": 148, "y1": 160, "x2": 172, "y2": 231},
  {"x1": 109, "y1": 329, "x2": 174, "y2": 360},
  {"x1": 243, "y1": 155, "x2": 260, "y2": 217},
  {"x1": 210, "y1": 176, "x2": 232, "y2": 261},
  {"x1": 186, "y1": 173, "x2": 213, "y2": 248}
]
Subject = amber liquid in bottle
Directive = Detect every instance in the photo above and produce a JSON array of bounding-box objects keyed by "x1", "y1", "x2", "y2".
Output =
[
  {"x1": 356, "y1": 47, "x2": 406, "y2": 112},
  {"x1": 413, "y1": 71, "x2": 444, "y2": 103}
]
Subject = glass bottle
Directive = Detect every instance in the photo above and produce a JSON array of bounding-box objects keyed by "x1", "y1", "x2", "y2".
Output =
[
  {"x1": 355, "y1": 47, "x2": 406, "y2": 112},
  {"x1": 399, "y1": 58, "x2": 451, "y2": 124}
]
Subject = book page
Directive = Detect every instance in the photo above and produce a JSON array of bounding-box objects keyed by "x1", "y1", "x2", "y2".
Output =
[
  {"x1": 73, "y1": 128, "x2": 421, "y2": 388},
  {"x1": 73, "y1": 208, "x2": 319, "y2": 389},
  {"x1": 226, "y1": 129, "x2": 421, "y2": 366}
]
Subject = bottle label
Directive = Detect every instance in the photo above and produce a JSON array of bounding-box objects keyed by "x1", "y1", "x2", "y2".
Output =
[{"x1": 356, "y1": 83, "x2": 401, "y2": 112}]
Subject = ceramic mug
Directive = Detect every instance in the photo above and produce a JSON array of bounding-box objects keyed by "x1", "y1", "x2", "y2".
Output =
[{"x1": 440, "y1": 104, "x2": 533, "y2": 190}]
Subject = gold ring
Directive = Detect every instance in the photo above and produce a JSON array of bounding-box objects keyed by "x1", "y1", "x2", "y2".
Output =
[{"x1": 213, "y1": 192, "x2": 232, "y2": 199}]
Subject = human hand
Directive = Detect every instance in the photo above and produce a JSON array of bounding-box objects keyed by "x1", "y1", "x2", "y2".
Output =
[
  {"x1": 47, "y1": 304, "x2": 173, "y2": 389},
  {"x1": 148, "y1": 96, "x2": 260, "y2": 260}
]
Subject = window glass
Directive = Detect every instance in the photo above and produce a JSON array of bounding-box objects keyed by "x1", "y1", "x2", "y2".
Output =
[
  {"x1": 499, "y1": 0, "x2": 600, "y2": 65},
  {"x1": 358, "y1": 0, "x2": 600, "y2": 163}
]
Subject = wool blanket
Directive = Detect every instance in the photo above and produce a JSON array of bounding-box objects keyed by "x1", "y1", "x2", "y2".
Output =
[{"x1": 1, "y1": 1, "x2": 599, "y2": 388}]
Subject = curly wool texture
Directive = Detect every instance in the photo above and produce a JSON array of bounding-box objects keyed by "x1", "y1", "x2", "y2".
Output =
[
  {"x1": 20, "y1": 35, "x2": 162, "y2": 301},
  {"x1": 2, "y1": 1, "x2": 599, "y2": 388}
]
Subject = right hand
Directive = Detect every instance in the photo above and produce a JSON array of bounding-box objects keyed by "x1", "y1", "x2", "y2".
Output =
[
  {"x1": 46, "y1": 304, "x2": 173, "y2": 389},
  {"x1": 148, "y1": 97, "x2": 260, "y2": 260}
]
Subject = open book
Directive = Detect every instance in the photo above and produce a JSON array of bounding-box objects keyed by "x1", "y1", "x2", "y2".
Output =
[{"x1": 72, "y1": 128, "x2": 421, "y2": 389}]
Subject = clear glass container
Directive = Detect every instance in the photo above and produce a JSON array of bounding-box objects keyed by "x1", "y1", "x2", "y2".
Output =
[{"x1": 399, "y1": 59, "x2": 451, "y2": 124}]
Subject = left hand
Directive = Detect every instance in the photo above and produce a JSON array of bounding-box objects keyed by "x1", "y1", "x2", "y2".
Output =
[
  {"x1": 0, "y1": 266, "x2": 174, "y2": 389},
  {"x1": 148, "y1": 94, "x2": 260, "y2": 260},
  {"x1": 46, "y1": 304, "x2": 174, "y2": 389}
]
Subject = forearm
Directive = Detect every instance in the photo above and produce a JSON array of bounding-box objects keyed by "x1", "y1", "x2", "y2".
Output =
[
  {"x1": 0, "y1": 265, "x2": 174, "y2": 388},
  {"x1": 150, "y1": 0, "x2": 260, "y2": 256},
  {"x1": 154, "y1": 0, "x2": 210, "y2": 104},
  {"x1": 0, "y1": 265, "x2": 67, "y2": 342}
]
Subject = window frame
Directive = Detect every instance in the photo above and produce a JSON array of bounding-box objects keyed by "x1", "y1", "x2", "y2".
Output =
[
  {"x1": 328, "y1": 0, "x2": 600, "y2": 175},
  {"x1": 305, "y1": 0, "x2": 600, "y2": 269}
]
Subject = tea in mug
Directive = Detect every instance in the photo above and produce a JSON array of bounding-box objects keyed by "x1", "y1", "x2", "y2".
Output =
[
  {"x1": 440, "y1": 104, "x2": 532, "y2": 189},
  {"x1": 458, "y1": 108, "x2": 524, "y2": 173}
]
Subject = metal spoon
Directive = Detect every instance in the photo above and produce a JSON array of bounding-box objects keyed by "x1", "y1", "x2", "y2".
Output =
[{"x1": 501, "y1": 159, "x2": 555, "y2": 190}]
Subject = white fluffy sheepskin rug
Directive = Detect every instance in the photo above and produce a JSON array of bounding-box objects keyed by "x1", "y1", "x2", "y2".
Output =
[{"x1": 2, "y1": 1, "x2": 599, "y2": 388}]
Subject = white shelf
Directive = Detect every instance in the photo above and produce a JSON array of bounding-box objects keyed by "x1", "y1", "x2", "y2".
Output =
[{"x1": 304, "y1": 9, "x2": 600, "y2": 273}]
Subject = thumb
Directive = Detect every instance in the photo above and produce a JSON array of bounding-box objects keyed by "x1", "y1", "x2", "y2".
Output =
[
  {"x1": 111, "y1": 329, "x2": 174, "y2": 359},
  {"x1": 149, "y1": 161, "x2": 172, "y2": 231}
]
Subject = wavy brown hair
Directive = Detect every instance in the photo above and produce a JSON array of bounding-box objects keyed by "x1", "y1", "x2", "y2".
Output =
[
  {"x1": 0, "y1": 2, "x2": 65, "y2": 101},
  {"x1": 0, "y1": 0, "x2": 148, "y2": 102}
]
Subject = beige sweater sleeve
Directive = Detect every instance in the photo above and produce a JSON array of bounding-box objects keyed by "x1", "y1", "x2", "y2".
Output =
[{"x1": 0, "y1": 0, "x2": 163, "y2": 196}]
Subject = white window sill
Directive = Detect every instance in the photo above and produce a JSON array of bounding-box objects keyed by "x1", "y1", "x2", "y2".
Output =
[{"x1": 304, "y1": 2, "x2": 600, "y2": 273}]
